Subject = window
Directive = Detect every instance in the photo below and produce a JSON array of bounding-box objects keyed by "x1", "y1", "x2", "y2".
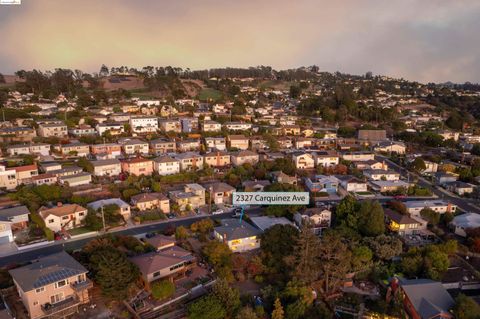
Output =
[
  {"x1": 55, "y1": 280, "x2": 67, "y2": 289},
  {"x1": 48, "y1": 219, "x2": 54, "y2": 223},
  {"x1": 62, "y1": 216, "x2": 69, "y2": 220},
  {"x1": 153, "y1": 271, "x2": 160, "y2": 278},
  {"x1": 33, "y1": 301, "x2": 38, "y2": 306},
  {"x1": 79, "y1": 212, "x2": 84, "y2": 216},
  {"x1": 50, "y1": 293, "x2": 64, "y2": 304},
  {"x1": 35, "y1": 287, "x2": 45, "y2": 293}
]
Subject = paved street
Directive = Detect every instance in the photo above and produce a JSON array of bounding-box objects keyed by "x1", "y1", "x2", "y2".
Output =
[{"x1": 0, "y1": 208, "x2": 262, "y2": 267}]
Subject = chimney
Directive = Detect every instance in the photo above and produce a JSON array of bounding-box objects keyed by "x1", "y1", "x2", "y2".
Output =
[{"x1": 57, "y1": 202, "x2": 63, "y2": 207}]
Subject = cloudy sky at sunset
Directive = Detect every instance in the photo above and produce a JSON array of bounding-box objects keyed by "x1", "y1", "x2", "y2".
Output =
[{"x1": 1, "y1": 0, "x2": 479, "y2": 83}]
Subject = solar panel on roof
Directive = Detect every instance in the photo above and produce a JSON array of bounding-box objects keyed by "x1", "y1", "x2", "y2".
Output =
[{"x1": 33, "y1": 268, "x2": 82, "y2": 288}]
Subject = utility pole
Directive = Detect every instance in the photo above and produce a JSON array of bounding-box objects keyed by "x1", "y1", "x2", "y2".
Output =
[
  {"x1": 101, "y1": 205, "x2": 106, "y2": 233},
  {"x1": 209, "y1": 186, "x2": 213, "y2": 214}
]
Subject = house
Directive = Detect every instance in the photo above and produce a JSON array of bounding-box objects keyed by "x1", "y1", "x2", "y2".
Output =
[
  {"x1": 278, "y1": 137, "x2": 293, "y2": 149},
  {"x1": 58, "y1": 172, "x2": 92, "y2": 187},
  {"x1": 353, "y1": 159, "x2": 387, "y2": 171},
  {"x1": 130, "y1": 247, "x2": 195, "y2": 286},
  {"x1": 40, "y1": 162, "x2": 62, "y2": 173},
  {"x1": 205, "y1": 137, "x2": 227, "y2": 151},
  {"x1": 180, "y1": 117, "x2": 199, "y2": 133},
  {"x1": 39, "y1": 203, "x2": 88, "y2": 232},
  {"x1": 438, "y1": 130, "x2": 459, "y2": 141},
  {"x1": 159, "y1": 119, "x2": 181, "y2": 133},
  {"x1": 384, "y1": 209, "x2": 426, "y2": 236},
  {"x1": 50, "y1": 166, "x2": 84, "y2": 178},
  {"x1": 231, "y1": 150, "x2": 259, "y2": 166},
  {"x1": 201, "y1": 120, "x2": 222, "y2": 132},
  {"x1": 249, "y1": 136, "x2": 268, "y2": 150},
  {"x1": 313, "y1": 151, "x2": 339, "y2": 168},
  {"x1": 149, "y1": 138, "x2": 176, "y2": 155},
  {"x1": 0, "y1": 205, "x2": 30, "y2": 243},
  {"x1": 450, "y1": 213, "x2": 480, "y2": 237},
  {"x1": 363, "y1": 169, "x2": 400, "y2": 181},
  {"x1": 369, "y1": 180, "x2": 410, "y2": 193},
  {"x1": 177, "y1": 139, "x2": 201, "y2": 152},
  {"x1": 294, "y1": 208, "x2": 332, "y2": 235},
  {"x1": 121, "y1": 158, "x2": 154, "y2": 176},
  {"x1": 145, "y1": 234, "x2": 175, "y2": 251},
  {"x1": 214, "y1": 219, "x2": 261, "y2": 252},
  {"x1": 90, "y1": 143, "x2": 122, "y2": 159},
  {"x1": 0, "y1": 165, "x2": 17, "y2": 190},
  {"x1": 434, "y1": 172, "x2": 459, "y2": 186},
  {"x1": 282, "y1": 125, "x2": 301, "y2": 136},
  {"x1": 270, "y1": 171, "x2": 297, "y2": 185},
  {"x1": 242, "y1": 180, "x2": 271, "y2": 192},
  {"x1": 445, "y1": 181, "x2": 474, "y2": 196},
  {"x1": 228, "y1": 135, "x2": 249, "y2": 150},
  {"x1": 32, "y1": 173, "x2": 58, "y2": 186},
  {"x1": 173, "y1": 152, "x2": 204, "y2": 171},
  {"x1": 96, "y1": 123, "x2": 124, "y2": 136},
  {"x1": 37, "y1": 122, "x2": 68, "y2": 138},
  {"x1": 11, "y1": 164, "x2": 39, "y2": 184},
  {"x1": 404, "y1": 200, "x2": 457, "y2": 217},
  {"x1": 204, "y1": 151, "x2": 231, "y2": 167},
  {"x1": 250, "y1": 216, "x2": 294, "y2": 232},
  {"x1": 423, "y1": 160, "x2": 439, "y2": 173},
  {"x1": 7, "y1": 143, "x2": 50, "y2": 156},
  {"x1": 153, "y1": 156, "x2": 180, "y2": 176},
  {"x1": 0, "y1": 127, "x2": 37, "y2": 143},
  {"x1": 131, "y1": 193, "x2": 170, "y2": 213},
  {"x1": 374, "y1": 141, "x2": 406, "y2": 154},
  {"x1": 292, "y1": 152, "x2": 315, "y2": 170},
  {"x1": 119, "y1": 138, "x2": 149, "y2": 155},
  {"x1": 87, "y1": 198, "x2": 131, "y2": 220},
  {"x1": 305, "y1": 175, "x2": 339, "y2": 194},
  {"x1": 54, "y1": 143, "x2": 90, "y2": 157},
  {"x1": 129, "y1": 116, "x2": 158, "y2": 133},
  {"x1": 91, "y1": 159, "x2": 122, "y2": 177},
  {"x1": 8, "y1": 251, "x2": 92, "y2": 319},
  {"x1": 204, "y1": 182, "x2": 236, "y2": 205},
  {"x1": 294, "y1": 137, "x2": 314, "y2": 149},
  {"x1": 169, "y1": 184, "x2": 206, "y2": 211},
  {"x1": 357, "y1": 129, "x2": 387, "y2": 144},
  {"x1": 68, "y1": 125, "x2": 96, "y2": 137},
  {"x1": 224, "y1": 122, "x2": 252, "y2": 131},
  {"x1": 397, "y1": 278, "x2": 454, "y2": 319},
  {"x1": 341, "y1": 151, "x2": 375, "y2": 162},
  {"x1": 337, "y1": 175, "x2": 368, "y2": 193}
]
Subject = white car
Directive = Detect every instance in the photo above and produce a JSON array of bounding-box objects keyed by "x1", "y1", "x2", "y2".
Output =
[{"x1": 212, "y1": 209, "x2": 224, "y2": 215}]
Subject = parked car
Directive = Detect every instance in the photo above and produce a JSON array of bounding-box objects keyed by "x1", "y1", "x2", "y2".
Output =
[{"x1": 212, "y1": 209, "x2": 224, "y2": 215}]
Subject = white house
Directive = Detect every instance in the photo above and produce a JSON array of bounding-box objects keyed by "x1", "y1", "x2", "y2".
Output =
[
  {"x1": 313, "y1": 151, "x2": 340, "y2": 168},
  {"x1": 129, "y1": 116, "x2": 159, "y2": 134},
  {"x1": 153, "y1": 156, "x2": 180, "y2": 175},
  {"x1": 405, "y1": 200, "x2": 457, "y2": 217},
  {"x1": 363, "y1": 169, "x2": 400, "y2": 181},
  {"x1": 91, "y1": 159, "x2": 122, "y2": 177},
  {"x1": 292, "y1": 152, "x2": 315, "y2": 170},
  {"x1": 450, "y1": 213, "x2": 480, "y2": 237},
  {"x1": 39, "y1": 204, "x2": 88, "y2": 232}
]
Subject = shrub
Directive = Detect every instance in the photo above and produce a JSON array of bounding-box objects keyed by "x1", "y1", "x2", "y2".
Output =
[{"x1": 151, "y1": 280, "x2": 175, "y2": 300}]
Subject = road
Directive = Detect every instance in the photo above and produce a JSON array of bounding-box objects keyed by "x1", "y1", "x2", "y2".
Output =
[
  {"x1": 0, "y1": 208, "x2": 262, "y2": 267},
  {"x1": 376, "y1": 155, "x2": 480, "y2": 214}
]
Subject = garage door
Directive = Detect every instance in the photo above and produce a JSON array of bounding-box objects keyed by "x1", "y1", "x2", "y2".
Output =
[{"x1": 0, "y1": 236, "x2": 10, "y2": 244}]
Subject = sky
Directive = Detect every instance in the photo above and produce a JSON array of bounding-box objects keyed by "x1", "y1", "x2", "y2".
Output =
[{"x1": 1, "y1": 0, "x2": 480, "y2": 83}]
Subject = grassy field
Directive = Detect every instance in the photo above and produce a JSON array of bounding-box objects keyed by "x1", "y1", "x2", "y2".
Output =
[{"x1": 197, "y1": 88, "x2": 223, "y2": 102}]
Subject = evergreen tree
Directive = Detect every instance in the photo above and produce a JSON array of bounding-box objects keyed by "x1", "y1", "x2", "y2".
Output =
[
  {"x1": 358, "y1": 200, "x2": 385, "y2": 236},
  {"x1": 286, "y1": 224, "x2": 320, "y2": 284},
  {"x1": 272, "y1": 297, "x2": 285, "y2": 319}
]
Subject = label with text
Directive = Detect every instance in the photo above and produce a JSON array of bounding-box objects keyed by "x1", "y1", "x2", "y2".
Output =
[{"x1": 233, "y1": 192, "x2": 310, "y2": 205}]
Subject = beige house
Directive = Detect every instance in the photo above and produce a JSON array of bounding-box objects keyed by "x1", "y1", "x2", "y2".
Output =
[
  {"x1": 204, "y1": 151, "x2": 231, "y2": 167},
  {"x1": 9, "y1": 251, "x2": 92, "y2": 319},
  {"x1": 91, "y1": 159, "x2": 122, "y2": 177},
  {"x1": 54, "y1": 143, "x2": 90, "y2": 157},
  {"x1": 159, "y1": 119, "x2": 181, "y2": 133},
  {"x1": 153, "y1": 156, "x2": 180, "y2": 176},
  {"x1": 231, "y1": 150, "x2": 259, "y2": 166},
  {"x1": 39, "y1": 204, "x2": 88, "y2": 232},
  {"x1": 202, "y1": 120, "x2": 222, "y2": 132},
  {"x1": 149, "y1": 138, "x2": 176, "y2": 155},
  {"x1": 169, "y1": 184, "x2": 206, "y2": 211},
  {"x1": 0, "y1": 165, "x2": 18, "y2": 190},
  {"x1": 131, "y1": 192, "x2": 170, "y2": 213},
  {"x1": 173, "y1": 152, "x2": 204, "y2": 171},
  {"x1": 121, "y1": 158, "x2": 154, "y2": 176},
  {"x1": 11, "y1": 164, "x2": 39, "y2": 184},
  {"x1": 38, "y1": 123, "x2": 68, "y2": 138},
  {"x1": 228, "y1": 135, "x2": 249, "y2": 150},
  {"x1": 292, "y1": 152, "x2": 315, "y2": 169},
  {"x1": 204, "y1": 182, "x2": 236, "y2": 205}
]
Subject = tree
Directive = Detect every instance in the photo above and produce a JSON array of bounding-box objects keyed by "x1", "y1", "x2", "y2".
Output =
[
  {"x1": 364, "y1": 235, "x2": 403, "y2": 261},
  {"x1": 188, "y1": 295, "x2": 226, "y2": 319},
  {"x1": 386, "y1": 201, "x2": 407, "y2": 215},
  {"x1": 358, "y1": 201, "x2": 385, "y2": 236},
  {"x1": 272, "y1": 297, "x2": 285, "y2": 319},
  {"x1": 190, "y1": 218, "x2": 214, "y2": 240},
  {"x1": 318, "y1": 232, "x2": 351, "y2": 294},
  {"x1": 203, "y1": 241, "x2": 233, "y2": 281},
  {"x1": 289, "y1": 85, "x2": 302, "y2": 98},
  {"x1": 335, "y1": 196, "x2": 359, "y2": 230},
  {"x1": 212, "y1": 278, "x2": 241, "y2": 317},
  {"x1": 260, "y1": 224, "x2": 299, "y2": 282},
  {"x1": 453, "y1": 294, "x2": 480, "y2": 319},
  {"x1": 420, "y1": 208, "x2": 440, "y2": 226},
  {"x1": 286, "y1": 224, "x2": 321, "y2": 284},
  {"x1": 88, "y1": 247, "x2": 139, "y2": 299},
  {"x1": 424, "y1": 245, "x2": 449, "y2": 280},
  {"x1": 351, "y1": 245, "x2": 373, "y2": 270},
  {"x1": 77, "y1": 157, "x2": 93, "y2": 173},
  {"x1": 85, "y1": 209, "x2": 103, "y2": 231},
  {"x1": 151, "y1": 280, "x2": 175, "y2": 300},
  {"x1": 401, "y1": 247, "x2": 423, "y2": 277},
  {"x1": 411, "y1": 158, "x2": 426, "y2": 172},
  {"x1": 175, "y1": 225, "x2": 189, "y2": 240},
  {"x1": 235, "y1": 307, "x2": 258, "y2": 319}
]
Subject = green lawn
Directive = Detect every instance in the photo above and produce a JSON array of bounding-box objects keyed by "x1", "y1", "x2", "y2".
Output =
[
  {"x1": 197, "y1": 88, "x2": 223, "y2": 102},
  {"x1": 69, "y1": 227, "x2": 94, "y2": 236}
]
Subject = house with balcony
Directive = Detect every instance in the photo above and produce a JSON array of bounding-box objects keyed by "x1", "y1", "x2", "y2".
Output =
[
  {"x1": 313, "y1": 151, "x2": 339, "y2": 168},
  {"x1": 91, "y1": 159, "x2": 122, "y2": 177},
  {"x1": 68, "y1": 125, "x2": 96, "y2": 137},
  {"x1": 7, "y1": 143, "x2": 51, "y2": 157},
  {"x1": 205, "y1": 137, "x2": 227, "y2": 151},
  {"x1": 173, "y1": 152, "x2": 204, "y2": 171},
  {"x1": 363, "y1": 169, "x2": 400, "y2": 181},
  {"x1": 129, "y1": 116, "x2": 159, "y2": 134},
  {"x1": 231, "y1": 150, "x2": 259, "y2": 166},
  {"x1": 149, "y1": 138, "x2": 176, "y2": 155},
  {"x1": 96, "y1": 123, "x2": 124, "y2": 136},
  {"x1": 9, "y1": 251, "x2": 92, "y2": 319},
  {"x1": 224, "y1": 122, "x2": 252, "y2": 131},
  {"x1": 292, "y1": 152, "x2": 315, "y2": 170},
  {"x1": 204, "y1": 151, "x2": 231, "y2": 167},
  {"x1": 10, "y1": 164, "x2": 39, "y2": 185},
  {"x1": 32, "y1": 173, "x2": 58, "y2": 186},
  {"x1": 214, "y1": 218, "x2": 261, "y2": 252},
  {"x1": 201, "y1": 120, "x2": 222, "y2": 132},
  {"x1": 39, "y1": 203, "x2": 88, "y2": 232},
  {"x1": 131, "y1": 193, "x2": 170, "y2": 213},
  {"x1": 384, "y1": 209, "x2": 426, "y2": 236},
  {"x1": 153, "y1": 156, "x2": 180, "y2": 176},
  {"x1": 169, "y1": 184, "x2": 205, "y2": 211},
  {"x1": 294, "y1": 208, "x2": 332, "y2": 235},
  {"x1": 121, "y1": 158, "x2": 154, "y2": 176},
  {"x1": 204, "y1": 182, "x2": 236, "y2": 205},
  {"x1": 119, "y1": 138, "x2": 149, "y2": 155}
]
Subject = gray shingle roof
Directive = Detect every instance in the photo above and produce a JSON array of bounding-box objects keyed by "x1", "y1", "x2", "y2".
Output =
[{"x1": 214, "y1": 219, "x2": 261, "y2": 241}]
